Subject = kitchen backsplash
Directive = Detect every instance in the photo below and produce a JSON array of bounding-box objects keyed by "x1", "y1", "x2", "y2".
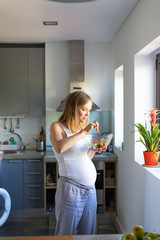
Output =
[
  {"x1": 46, "y1": 110, "x2": 112, "y2": 149},
  {"x1": 0, "y1": 116, "x2": 45, "y2": 150}
]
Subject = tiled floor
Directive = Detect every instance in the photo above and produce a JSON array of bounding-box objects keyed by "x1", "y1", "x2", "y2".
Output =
[
  {"x1": 0, "y1": 218, "x2": 118, "y2": 237},
  {"x1": 0, "y1": 218, "x2": 55, "y2": 237}
]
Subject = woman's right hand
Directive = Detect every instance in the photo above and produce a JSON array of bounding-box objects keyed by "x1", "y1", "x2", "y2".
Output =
[{"x1": 83, "y1": 121, "x2": 99, "y2": 134}]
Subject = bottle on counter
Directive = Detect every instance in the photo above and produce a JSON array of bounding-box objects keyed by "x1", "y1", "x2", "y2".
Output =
[{"x1": 107, "y1": 139, "x2": 113, "y2": 153}]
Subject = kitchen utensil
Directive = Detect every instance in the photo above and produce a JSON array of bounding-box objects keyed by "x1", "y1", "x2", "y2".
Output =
[
  {"x1": 9, "y1": 137, "x2": 14, "y2": 143},
  {"x1": 33, "y1": 137, "x2": 38, "y2": 142},
  {"x1": 3, "y1": 118, "x2": 7, "y2": 129},
  {"x1": 32, "y1": 137, "x2": 45, "y2": 151},
  {"x1": 10, "y1": 118, "x2": 14, "y2": 133},
  {"x1": 16, "y1": 118, "x2": 20, "y2": 129},
  {"x1": 36, "y1": 140, "x2": 45, "y2": 152},
  {"x1": 97, "y1": 128, "x2": 101, "y2": 137},
  {"x1": 2, "y1": 141, "x2": 9, "y2": 145}
]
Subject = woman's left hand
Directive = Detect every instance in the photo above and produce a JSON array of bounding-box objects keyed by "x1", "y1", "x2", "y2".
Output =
[
  {"x1": 87, "y1": 147, "x2": 96, "y2": 159},
  {"x1": 87, "y1": 146, "x2": 107, "y2": 159}
]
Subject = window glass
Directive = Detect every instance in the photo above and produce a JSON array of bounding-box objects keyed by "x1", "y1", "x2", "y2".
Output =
[{"x1": 114, "y1": 66, "x2": 124, "y2": 150}]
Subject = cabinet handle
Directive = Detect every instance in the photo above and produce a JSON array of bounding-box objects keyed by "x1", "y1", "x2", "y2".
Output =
[
  {"x1": 27, "y1": 172, "x2": 41, "y2": 175},
  {"x1": 27, "y1": 197, "x2": 41, "y2": 200},
  {"x1": 27, "y1": 160, "x2": 41, "y2": 163},
  {"x1": 28, "y1": 185, "x2": 41, "y2": 188},
  {"x1": 8, "y1": 160, "x2": 22, "y2": 163}
]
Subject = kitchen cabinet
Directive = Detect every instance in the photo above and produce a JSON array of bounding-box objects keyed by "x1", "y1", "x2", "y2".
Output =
[
  {"x1": 104, "y1": 161, "x2": 117, "y2": 213},
  {"x1": 1, "y1": 158, "x2": 44, "y2": 213},
  {"x1": 1, "y1": 159, "x2": 23, "y2": 210},
  {"x1": 0, "y1": 46, "x2": 45, "y2": 116},
  {"x1": 24, "y1": 159, "x2": 44, "y2": 208},
  {"x1": 0, "y1": 48, "x2": 28, "y2": 116},
  {"x1": 28, "y1": 48, "x2": 45, "y2": 116},
  {"x1": 44, "y1": 161, "x2": 58, "y2": 214}
]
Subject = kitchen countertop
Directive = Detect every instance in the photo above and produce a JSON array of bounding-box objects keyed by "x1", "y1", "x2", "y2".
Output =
[
  {"x1": 75, "y1": 235, "x2": 122, "y2": 240},
  {"x1": 2, "y1": 150, "x2": 45, "y2": 160},
  {"x1": 44, "y1": 151, "x2": 117, "y2": 162},
  {"x1": 1, "y1": 150, "x2": 117, "y2": 162},
  {"x1": 0, "y1": 234, "x2": 123, "y2": 240}
]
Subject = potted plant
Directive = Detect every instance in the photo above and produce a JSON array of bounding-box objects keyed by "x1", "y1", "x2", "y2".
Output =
[{"x1": 133, "y1": 108, "x2": 160, "y2": 166}]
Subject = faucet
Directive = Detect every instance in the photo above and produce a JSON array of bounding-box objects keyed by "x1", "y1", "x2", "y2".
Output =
[{"x1": 9, "y1": 131, "x2": 29, "y2": 150}]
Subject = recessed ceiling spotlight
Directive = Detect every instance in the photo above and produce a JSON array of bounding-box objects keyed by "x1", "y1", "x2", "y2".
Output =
[
  {"x1": 47, "y1": 0, "x2": 96, "y2": 2},
  {"x1": 43, "y1": 21, "x2": 58, "y2": 26}
]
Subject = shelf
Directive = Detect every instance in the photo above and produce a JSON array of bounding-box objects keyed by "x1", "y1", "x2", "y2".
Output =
[
  {"x1": 45, "y1": 186, "x2": 57, "y2": 189},
  {"x1": 44, "y1": 161, "x2": 58, "y2": 215},
  {"x1": 44, "y1": 158, "x2": 117, "y2": 215},
  {"x1": 104, "y1": 161, "x2": 117, "y2": 214},
  {"x1": 104, "y1": 209, "x2": 116, "y2": 214},
  {"x1": 0, "y1": 116, "x2": 25, "y2": 119}
]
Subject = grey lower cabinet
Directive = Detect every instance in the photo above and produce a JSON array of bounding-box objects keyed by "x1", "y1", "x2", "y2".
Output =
[
  {"x1": 1, "y1": 159, "x2": 23, "y2": 209},
  {"x1": 24, "y1": 159, "x2": 44, "y2": 208},
  {"x1": 1, "y1": 158, "x2": 44, "y2": 213}
]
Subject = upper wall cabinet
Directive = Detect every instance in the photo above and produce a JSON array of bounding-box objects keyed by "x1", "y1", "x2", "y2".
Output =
[
  {"x1": 0, "y1": 48, "x2": 28, "y2": 116},
  {"x1": 0, "y1": 46, "x2": 45, "y2": 116},
  {"x1": 28, "y1": 48, "x2": 45, "y2": 116}
]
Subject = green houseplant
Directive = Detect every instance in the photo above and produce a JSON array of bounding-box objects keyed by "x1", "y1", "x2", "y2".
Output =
[{"x1": 133, "y1": 108, "x2": 160, "y2": 165}]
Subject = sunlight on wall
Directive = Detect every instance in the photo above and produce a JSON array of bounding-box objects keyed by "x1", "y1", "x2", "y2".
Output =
[
  {"x1": 114, "y1": 65, "x2": 124, "y2": 150},
  {"x1": 134, "y1": 39, "x2": 158, "y2": 164}
]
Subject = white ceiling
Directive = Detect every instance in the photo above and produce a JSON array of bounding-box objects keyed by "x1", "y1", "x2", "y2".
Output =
[{"x1": 0, "y1": 0, "x2": 139, "y2": 43}]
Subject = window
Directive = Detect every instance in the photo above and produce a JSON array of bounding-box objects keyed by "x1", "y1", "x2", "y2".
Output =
[
  {"x1": 156, "y1": 53, "x2": 160, "y2": 116},
  {"x1": 134, "y1": 37, "x2": 160, "y2": 165},
  {"x1": 114, "y1": 65, "x2": 124, "y2": 150}
]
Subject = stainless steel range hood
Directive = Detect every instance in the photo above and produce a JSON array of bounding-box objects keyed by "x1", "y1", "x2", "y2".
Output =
[{"x1": 56, "y1": 40, "x2": 101, "y2": 112}]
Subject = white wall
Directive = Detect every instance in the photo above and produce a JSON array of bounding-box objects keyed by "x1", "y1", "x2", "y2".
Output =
[
  {"x1": 0, "y1": 116, "x2": 45, "y2": 150},
  {"x1": 112, "y1": 0, "x2": 160, "y2": 233},
  {"x1": 45, "y1": 41, "x2": 113, "y2": 111},
  {"x1": 85, "y1": 42, "x2": 113, "y2": 110}
]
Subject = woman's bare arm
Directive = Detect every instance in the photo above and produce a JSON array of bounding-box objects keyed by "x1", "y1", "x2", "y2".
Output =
[{"x1": 50, "y1": 121, "x2": 99, "y2": 153}]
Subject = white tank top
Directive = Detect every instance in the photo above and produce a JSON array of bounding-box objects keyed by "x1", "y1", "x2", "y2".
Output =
[{"x1": 52, "y1": 123, "x2": 97, "y2": 186}]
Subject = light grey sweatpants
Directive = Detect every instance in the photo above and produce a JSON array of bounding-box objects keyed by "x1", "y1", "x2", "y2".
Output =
[{"x1": 55, "y1": 176, "x2": 97, "y2": 235}]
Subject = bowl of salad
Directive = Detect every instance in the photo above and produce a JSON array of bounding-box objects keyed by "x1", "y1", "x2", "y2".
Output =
[{"x1": 88, "y1": 132, "x2": 113, "y2": 150}]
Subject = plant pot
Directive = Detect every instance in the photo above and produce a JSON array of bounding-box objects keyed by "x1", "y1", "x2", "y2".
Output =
[{"x1": 143, "y1": 151, "x2": 159, "y2": 166}]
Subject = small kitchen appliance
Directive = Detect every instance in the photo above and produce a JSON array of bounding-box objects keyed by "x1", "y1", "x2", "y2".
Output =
[
  {"x1": 0, "y1": 151, "x2": 11, "y2": 226},
  {"x1": 36, "y1": 140, "x2": 45, "y2": 152}
]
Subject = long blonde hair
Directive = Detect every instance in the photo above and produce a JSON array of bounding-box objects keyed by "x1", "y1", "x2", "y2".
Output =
[{"x1": 58, "y1": 91, "x2": 93, "y2": 133}]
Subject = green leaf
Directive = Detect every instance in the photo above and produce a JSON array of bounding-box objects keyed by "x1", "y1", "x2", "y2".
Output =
[{"x1": 133, "y1": 123, "x2": 160, "y2": 152}]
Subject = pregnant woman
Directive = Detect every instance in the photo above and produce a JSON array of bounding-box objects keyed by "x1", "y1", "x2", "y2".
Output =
[{"x1": 50, "y1": 91, "x2": 105, "y2": 235}]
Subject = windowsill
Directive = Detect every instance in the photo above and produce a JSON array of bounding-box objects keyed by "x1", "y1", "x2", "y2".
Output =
[{"x1": 135, "y1": 159, "x2": 160, "y2": 180}]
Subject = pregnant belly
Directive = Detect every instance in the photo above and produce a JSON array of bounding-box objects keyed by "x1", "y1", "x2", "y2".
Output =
[{"x1": 61, "y1": 157, "x2": 97, "y2": 186}]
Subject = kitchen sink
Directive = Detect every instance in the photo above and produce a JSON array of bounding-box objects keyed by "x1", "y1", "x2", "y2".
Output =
[{"x1": 3, "y1": 150, "x2": 21, "y2": 154}]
